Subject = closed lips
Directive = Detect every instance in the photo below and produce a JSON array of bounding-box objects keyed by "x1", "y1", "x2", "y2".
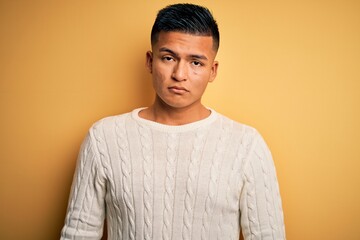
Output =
[{"x1": 168, "y1": 86, "x2": 189, "y2": 92}]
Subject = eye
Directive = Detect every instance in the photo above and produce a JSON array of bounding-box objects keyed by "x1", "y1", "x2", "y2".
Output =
[
  {"x1": 162, "y1": 56, "x2": 174, "y2": 62},
  {"x1": 192, "y1": 61, "x2": 203, "y2": 66}
]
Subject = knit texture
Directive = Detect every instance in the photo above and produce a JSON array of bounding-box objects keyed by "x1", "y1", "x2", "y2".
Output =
[{"x1": 61, "y1": 108, "x2": 285, "y2": 240}]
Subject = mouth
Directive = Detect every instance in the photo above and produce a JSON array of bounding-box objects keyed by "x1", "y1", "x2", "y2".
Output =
[{"x1": 168, "y1": 86, "x2": 189, "y2": 94}]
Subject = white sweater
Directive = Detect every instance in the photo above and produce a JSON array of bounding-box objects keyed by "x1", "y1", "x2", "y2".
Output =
[{"x1": 61, "y1": 108, "x2": 285, "y2": 240}]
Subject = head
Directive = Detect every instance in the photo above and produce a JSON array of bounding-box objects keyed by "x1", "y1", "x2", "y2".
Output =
[
  {"x1": 146, "y1": 4, "x2": 220, "y2": 112},
  {"x1": 151, "y1": 3, "x2": 219, "y2": 52}
]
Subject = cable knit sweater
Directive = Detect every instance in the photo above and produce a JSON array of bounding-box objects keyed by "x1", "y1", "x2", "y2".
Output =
[{"x1": 61, "y1": 108, "x2": 285, "y2": 240}]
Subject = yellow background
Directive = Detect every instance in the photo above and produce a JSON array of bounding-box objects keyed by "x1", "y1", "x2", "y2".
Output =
[{"x1": 1, "y1": 0, "x2": 359, "y2": 239}]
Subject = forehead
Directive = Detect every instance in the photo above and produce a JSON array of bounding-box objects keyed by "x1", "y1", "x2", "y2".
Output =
[{"x1": 153, "y1": 31, "x2": 216, "y2": 57}]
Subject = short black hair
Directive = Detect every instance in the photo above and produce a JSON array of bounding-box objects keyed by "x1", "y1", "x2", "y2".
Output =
[{"x1": 151, "y1": 3, "x2": 220, "y2": 51}]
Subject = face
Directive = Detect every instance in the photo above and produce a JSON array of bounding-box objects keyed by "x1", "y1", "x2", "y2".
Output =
[{"x1": 146, "y1": 31, "x2": 218, "y2": 110}]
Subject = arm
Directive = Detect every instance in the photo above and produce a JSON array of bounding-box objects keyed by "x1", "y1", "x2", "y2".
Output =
[
  {"x1": 239, "y1": 133, "x2": 285, "y2": 240},
  {"x1": 61, "y1": 130, "x2": 107, "y2": 240}
]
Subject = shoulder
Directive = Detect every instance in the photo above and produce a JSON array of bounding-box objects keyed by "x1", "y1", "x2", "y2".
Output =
[
  {"x1": 213, "y1": 111, "x2": 272, "y2": 159},
  {"x1": 90, "y1": 110, "x2": 135, "y2": 131},
  {"x1": 86, "y1": 109, "x2": 141, "y2": 140},
  {"x1": 215, "y1": 111, "x2": 261, "y2": 142}
]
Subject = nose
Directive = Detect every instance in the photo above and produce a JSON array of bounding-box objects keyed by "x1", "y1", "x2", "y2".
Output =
[{"x1": 171, "y1": 61, "x2": 187, "y2": 81}]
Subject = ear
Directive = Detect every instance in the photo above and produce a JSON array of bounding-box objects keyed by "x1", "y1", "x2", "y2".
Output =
[
  {"x1": 209, "y1": 60, "x2": 219, "y2": 83},
  {"x1": 146, "y1": 51, "x2": 153, "y2": 73}
]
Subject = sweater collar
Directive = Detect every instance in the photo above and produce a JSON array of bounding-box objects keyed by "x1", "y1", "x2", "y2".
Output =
[{"x1": 131, "y1": 107, "x2": 218, "y2": 133}]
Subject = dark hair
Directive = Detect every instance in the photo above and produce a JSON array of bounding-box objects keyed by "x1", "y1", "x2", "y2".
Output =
[{"x1": 151, "y1": 3, "x2": 219, "y2": 51}]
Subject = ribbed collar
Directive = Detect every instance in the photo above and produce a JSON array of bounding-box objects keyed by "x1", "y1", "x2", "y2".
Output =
[{"x1": 131, "y1": 107, "x2": 218, "y2": 133}]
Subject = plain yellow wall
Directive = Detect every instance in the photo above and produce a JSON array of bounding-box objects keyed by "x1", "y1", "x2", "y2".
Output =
[{"x1": 1, "y1": 1, "x2": 359, "y2": 239}]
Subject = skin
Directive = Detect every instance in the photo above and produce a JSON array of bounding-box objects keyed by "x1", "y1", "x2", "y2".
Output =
[{"x1": 140, "y1": 31, "x2": 219, "y2": 125}]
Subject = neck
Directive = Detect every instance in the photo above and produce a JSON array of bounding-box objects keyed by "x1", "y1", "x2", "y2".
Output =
[{"x1": 139, "y1": 97, "x2": 210, "y2": 126}]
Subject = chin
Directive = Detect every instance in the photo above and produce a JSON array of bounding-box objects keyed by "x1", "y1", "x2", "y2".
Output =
[
  {"x1": 165, "y1": 102, "x2": 189, "y2": 109},
  {"x1": 157, "y1": 94, "x2": 200, "y2": 110},
  {"x1": 160, "y1": 99, "x2": 190, "y2": 109}
]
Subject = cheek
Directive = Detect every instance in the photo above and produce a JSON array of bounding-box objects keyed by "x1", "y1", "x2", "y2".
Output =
[
  {"x1": 152, "y1": 63, "x2": 170, "y2": 80},
  {"x1": 152, "y1": 70, "x2": 165, "y2": 85},
  {"x1": 192, "y1": 65, "x2": 212, "y2": 77},
  {"x1": 191, "y1": 70, "x2": 211, "y2": 87},
  {"x1": 151, "y1": 66, "x2": 168, "y2": 92}
]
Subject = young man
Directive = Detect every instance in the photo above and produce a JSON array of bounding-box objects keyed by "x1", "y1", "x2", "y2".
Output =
[{"x1": 61, "y1": 4, "x2": 285, "y2": 240}]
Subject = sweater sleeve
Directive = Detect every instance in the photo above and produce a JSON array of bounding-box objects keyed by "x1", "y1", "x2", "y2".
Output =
[
  {"x1": 239, "y1": 132, "x2": 286, "y2": 240},
  {"x1": 60, "y1": 130, "x2": 107, "y2": 240}
]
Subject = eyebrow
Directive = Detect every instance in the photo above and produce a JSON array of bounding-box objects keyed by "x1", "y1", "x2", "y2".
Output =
[{"x1": 159, "y1": 47, "x2": 208, "y2": 61}]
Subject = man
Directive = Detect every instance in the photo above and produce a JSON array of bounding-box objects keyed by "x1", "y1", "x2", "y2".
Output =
[{"x1": 61, "y1": 3, "x2": 285, "y2": 240}]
